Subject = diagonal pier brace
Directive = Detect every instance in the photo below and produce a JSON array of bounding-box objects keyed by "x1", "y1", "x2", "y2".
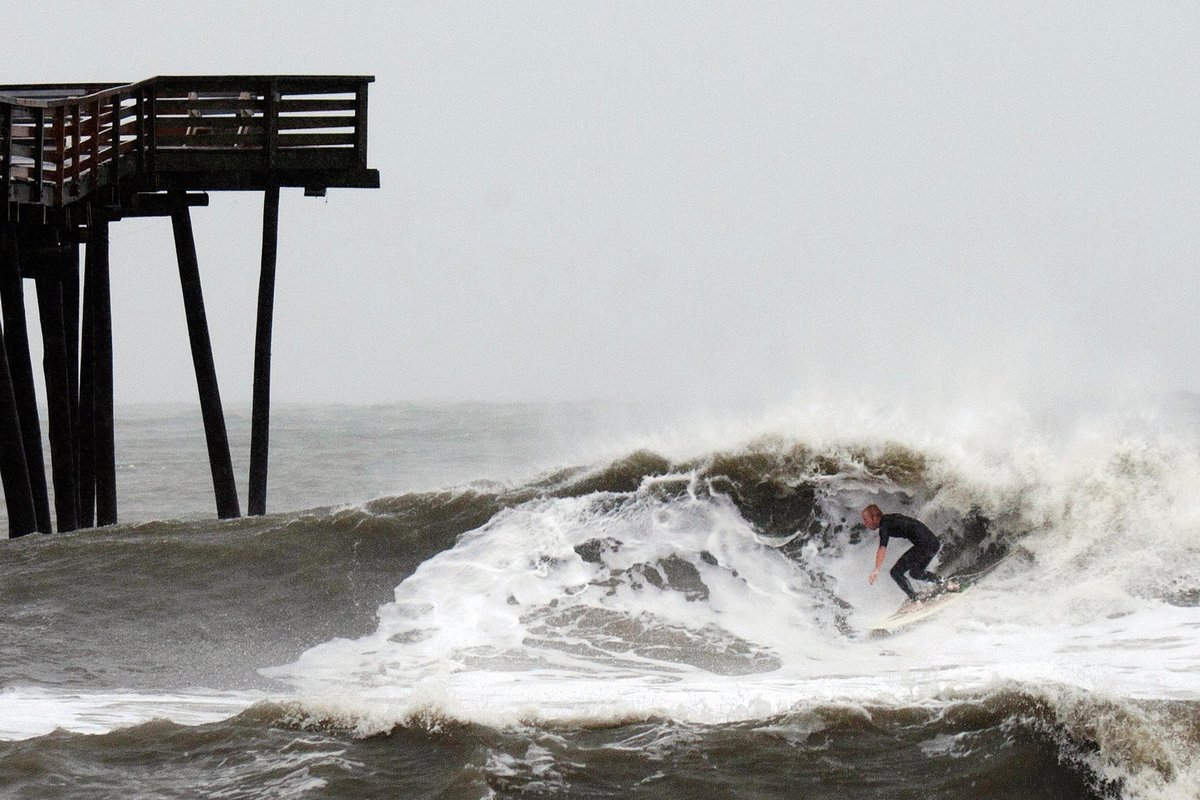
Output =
[{"x1": 170, "y1": 192, "x2": 241, "y2": 520}]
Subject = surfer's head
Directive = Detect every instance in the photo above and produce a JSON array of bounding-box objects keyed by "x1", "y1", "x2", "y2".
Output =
[{"x1": 861, "y1": 504, "x2": 882, "y2": 530}]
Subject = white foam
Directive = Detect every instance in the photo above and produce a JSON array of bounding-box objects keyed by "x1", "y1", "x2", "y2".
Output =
[
  {"x1": 0, "y1": 686, "x2": 261, "y2": 740},
  {"x1": 255, "y1": 400, "x2": 1200, "y2": 800},
  {"x1": 266, "y1": 484, "x2": 1200, "y2": 723}
]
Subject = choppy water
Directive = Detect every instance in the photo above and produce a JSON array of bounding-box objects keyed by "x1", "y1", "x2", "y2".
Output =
[{"x1": 1, "y1": 400, "x2": 1198, "y2": 798}]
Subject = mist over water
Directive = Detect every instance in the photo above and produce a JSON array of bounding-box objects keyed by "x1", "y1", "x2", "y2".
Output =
[{"x1": 1, "y1": 397, "x2": 1198, "y2": 798}]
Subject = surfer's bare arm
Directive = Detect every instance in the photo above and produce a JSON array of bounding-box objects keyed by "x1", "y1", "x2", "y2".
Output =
[{"x1": 869, "y1": 546, "x2": 886, "y2": 585}]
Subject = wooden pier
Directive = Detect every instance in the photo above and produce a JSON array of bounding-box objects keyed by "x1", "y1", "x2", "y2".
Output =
[{"x1": 0, "y1": 75, "x2": 379, "y2": 536}]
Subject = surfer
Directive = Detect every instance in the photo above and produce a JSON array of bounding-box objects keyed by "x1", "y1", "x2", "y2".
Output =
[{"x1": 861, "y1": 504, "x2": 953, "y2": 604}]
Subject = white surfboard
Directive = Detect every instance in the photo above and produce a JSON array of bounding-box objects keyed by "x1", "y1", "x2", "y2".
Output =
[
  {"x1": 869, "y1": 556, "x2": 1013, "y2": 634},
  {"x1": 870, "y1": 586, "x2": 967, "y2": 633}
]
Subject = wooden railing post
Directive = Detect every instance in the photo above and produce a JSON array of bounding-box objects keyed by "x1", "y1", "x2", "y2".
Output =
[
  {"x1": 90, "y1": 98, "x2": 100, "y2": 192},
  {"x1": 1, "y1": 103, "x2": 11, "y2": 214},
  {"x1": 110, "y1": 94, "x2": 121, "y2": 194},
  {"x1": 264, "y1": 79, "x2": 278, "y2": 169},
  {"x1": 53, "y1": 107, "x2": 65, "y2": 206},
  {"x1": 146, "y1": 90, "x2": 157, "y2": 176},
  {"x1": 135, "y1": 89, "x2": 146, "y2": 179},
  {"x1": 355, "y1": 80, "x2": 369, "y2": 169},
  {"x1": 33, "y1": 108, "x2": 45, "y2": 203},
  {"x1": 71, "y1": 103, "x2": 83, "y2": 198}
]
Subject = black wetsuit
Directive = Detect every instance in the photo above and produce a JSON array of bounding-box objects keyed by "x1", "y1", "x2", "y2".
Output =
[{"x1": 878, "y1": 513, "x2": 942, "y2": 600}]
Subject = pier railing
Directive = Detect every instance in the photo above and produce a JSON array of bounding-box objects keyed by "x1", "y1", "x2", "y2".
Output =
[{"x1": 1, "y1": 75, "x2": 375, "y2": 207}]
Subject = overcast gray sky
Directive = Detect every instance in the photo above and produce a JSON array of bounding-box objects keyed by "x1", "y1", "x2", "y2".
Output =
[{"x1": 4, "y1": 2, "x2": 1199, "y2": 410}]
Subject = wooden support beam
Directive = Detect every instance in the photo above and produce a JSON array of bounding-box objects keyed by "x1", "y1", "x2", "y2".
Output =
[
  {"x1": 35, "y1": 271, "x2": 79, "y2": 533},
  {"x1": 2, "y1": 104, "x2": 12, "y2": 215},
  {"x1": 0, "y1": 225, "x2": 51, "y2": 532},
  {"x1": 63, "y1": 243, "x2": 82, "y2": 517},
  {"x1": 91, "y1": 219, "x2": 116, "y2": 526},
  {"x1": 77, "y1": 238, "x2": 97, "y2": 528},
  {"x1": 126, "y1": 191, "x2": 208, "y2": 217},
  {"x1": 248, "y1": 185, "x2": 279, "y2": 516},
  {"x1": 0, "y1": 319, "x2": 36, "y2": 537},
  {"x1": 170, "y1": 193, "x2": 240, "y2": 520}
]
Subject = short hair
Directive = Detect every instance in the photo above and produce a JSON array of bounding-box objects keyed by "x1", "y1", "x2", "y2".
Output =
[{"x1": 862, "y1": 504, "x2": 882, "y2": 517}]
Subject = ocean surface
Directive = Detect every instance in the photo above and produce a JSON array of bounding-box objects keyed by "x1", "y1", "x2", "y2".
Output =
[{"x1": 1, "y1": 400, "x2": 1198, "y2": 799}]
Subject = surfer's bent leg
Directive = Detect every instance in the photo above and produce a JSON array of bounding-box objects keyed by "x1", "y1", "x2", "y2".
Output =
[
  {"x1": 907, "y1": 546, "x2": 942, "y2": 586},
  {"x1": 891, "y1": 546, "x2": 941, "y2": 600},
  {"x1": 889, "y1": 551, "x2": 920, "y2": 600}
]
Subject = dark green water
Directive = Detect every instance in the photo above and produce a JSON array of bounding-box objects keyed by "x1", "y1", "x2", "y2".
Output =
[{"x1": 3, "y1": 404, "x2": 1198, "y2": 798}]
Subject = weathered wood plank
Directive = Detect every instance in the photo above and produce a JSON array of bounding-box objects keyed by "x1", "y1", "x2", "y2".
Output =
[
  {"x1": 155, "y1": 98, "x2": 265, "y2": 114},
  {"x1": 154, "y1": 116, "x2": 265, "y2": 131},
  {"x1": 152, "y1": 147, "x2": 363, "y2": 173},
  {"x1": 276, "y1": 132, "x2": 357, "y2": 147},
  {"x1": 276, "y1": 116, "x2": 356, "y2": 130},
  {"x1": 150, "y1": 164, "x2": 378, "y2": 190},
  {"x1": 277, "y1": 99, "x2": 356, "y2": 113},
  {"x1": 155, "y1": 133, "x2": 267, "y2": 147}
]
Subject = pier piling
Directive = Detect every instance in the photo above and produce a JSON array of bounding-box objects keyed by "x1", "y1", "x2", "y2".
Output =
[
  {"x1": 0, "y1": 320, "x2": 36, "y2": 536},
  {"x1": 35, "y1": 265, "x2": 79, "y2": 532},
  {"x1": 77, "y1": 235, "x2": 98, "y2": 528},
  {"x1": 249, "y1": 185, "x2": 280, "y2": 517},
  {"x1": 0, "y1": 225, "x2": 51, "y2": 532},
  {"x1": 91, "y1": 219, "x2": 116, "y2": 526},
  {"x1": 171, "y1": 194, "x2": 241, "y2": 520}
]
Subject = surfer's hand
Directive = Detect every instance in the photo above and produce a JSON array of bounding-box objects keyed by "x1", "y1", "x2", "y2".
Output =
[{"x1": 868, "y1": 570, "x2": 878, "y2": 585}]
